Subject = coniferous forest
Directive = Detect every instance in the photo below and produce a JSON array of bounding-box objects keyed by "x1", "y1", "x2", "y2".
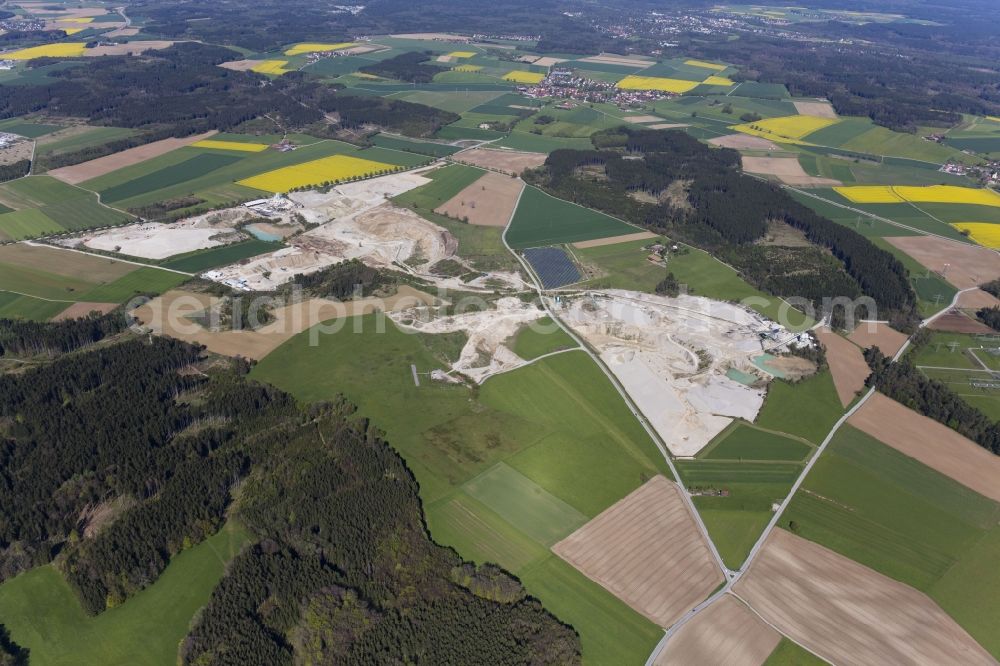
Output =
[{"x1": 0, "y1": 322, "x2": 579, "y2": 663}]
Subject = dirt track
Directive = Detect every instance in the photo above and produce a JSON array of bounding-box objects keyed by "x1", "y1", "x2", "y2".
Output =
[
  {"x1": 846, "y1": 321, "x2": 908, "y2": 356},
  {"x1": 654, "y1": 595, "x2": 780, "y2": 666},
  {"x1": 47, "y1": 131, "x2": 217, "y2": 185},
  {"x1": 815, "y1": 328, "x2": 868, "y2": 406},
  {"x1": 885, "y1": 236, "x2": 1000, "y2": 289},
  {"x1": 454, "y1": 148, "x2": 547, "y2": 175},
  {"x1": 848, "y1": 392, "x2": 1000, "y2": 503},
  {"x1": 435, "y1": 171, "x2": 523, "y2": 227},
  {"x1": 572, "y1": 231, "x2": 657, "y2": 249},
  {"x1": 734, "y1": 529, "x2": 995, "y2": 666},
  {"x1": 552, "y1": 475, "x2": 724, "y2": 628}
]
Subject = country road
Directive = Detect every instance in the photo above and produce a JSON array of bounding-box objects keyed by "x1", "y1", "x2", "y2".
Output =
[{"x1": 497, "y1": 175, "x2": 980, "y2": 664}]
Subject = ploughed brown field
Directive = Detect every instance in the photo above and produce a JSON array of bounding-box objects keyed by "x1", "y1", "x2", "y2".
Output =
[
  {"x1": 551, "y1": 475, "x2": 724, "y2": 628},
  {"x1": 571, "y1": 231, "x2": 657, "y2": 249},
  {"x1": 927, "y1": 309, "x2": 994, "y2": 334},
  {"x1": 740, "y1": 156, "x2": 840, "y2": 187},
  {"x1": 734, "y1": 529, "x2": 996, "y2": 666},
  {"x1": 708, "y1": 133, "x2": 779, "y2": 151},
  {"x1": 848, "y1": 392, "x2": 1000, "y2": 503},
  {"x1": 435, "y1": 171, "x2": 524, "y2": 227},
  {"x1": 654, "y1": 595, "x2": 781, "y2": 666},
  {"x1": 957, "y1": 288, "x2": 1000, "y2": 310},
  {"x1": 47, "y1": 131, "x2": 218, "y2": 185},
  {"x1": 846, "y1": 321, "x2": 908, "y2": 356},
  {"x1": 453, "y1": 147, "x2": 547, "y2": 175},
  {"x1": 815, "y1": 327, "x2": 868, "y2": 406},
  {"x1": 52, "y1": 301, "x2": 118, "y2": 321},
  {"x1": 885, "y1": 235, "x2": 1000, "y2": 289}
]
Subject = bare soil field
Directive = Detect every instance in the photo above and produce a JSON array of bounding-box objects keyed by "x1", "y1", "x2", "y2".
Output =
[
  {"x1": 958, "y1": 288, "x2": 1000, "y2": 310},
  {"x1": 533, "y1": 57, "x2": 566, "y2": 68},
  {"x1": 572, "y1": 231, "x2": 657, "y2": 249},
  {"x1": 0, "y1": 138, "x2": 33, "y2": 165},
  {"x1": 741, "y1": 156, "x2": 840, "y2": 187},
  {"x1": 815, "y1": 328, "x2": 868, "y2": 406},
  {"x1": 105, "y1": 27, "x2": 140, "y2": 38},
  {"x1": 134, "y1": 285, "x2": 435, "y2": 359},
  {"x1": 885, "y1": 236, "x2": 1000, "y2": 289},
  {"x1": 435, "y1": 171, "x2": 524, "y2": 227},
  {"x1": 624, "y1": 115, "x2": 664, "y2": 124},
  {"x1": 734, "y1": 529, "x2": 995, "y2": 666},
  {"x1": 0, "y1": 243, "x2": 137, "y2": 282},
  {"x1": 709, "y1": 134, "x2": 779, "y2": 151},
  {"x1": 848, "y1": 392, "x2": 1000, "y2": 503},
  {"x1": 453, "y1": 147, "x2": 547, "y2": 175},
  {"x1": 792, "y1": 100, "x2": 837, "y2": 119},
  {"x1": 84, "y1": 41, "x2": 176, "y2": 57},
  {"x1": 48, "y1": 131, "x2": 218, "y2": 184},
  {"x1": 846, "y1": 321, "x2": 908, "y2": 356},
  {"x1": 578, "y1": 54, "x2": 656, "y2": 68},
  {"x1": 52, "y1": 301, "x2": 118, "y2": 321},
  {"x1": 218, "y1": 60, "x2": 260, "y2": 72},
  {"x1": 18, "y1": 3, "x2": 106, "y2": 18},
  {"x1": 654, "y1": 595, "x2": 781, "y2": 666},
  {"x1": 647, "y1": 123, "x2": 689, "y2": 130},
  {"x1": 552, "y1": 475, "x2": 724, "y2": 627},
  {"x1": 927, "y1": 309, "x2": 993, "y2": 334}
]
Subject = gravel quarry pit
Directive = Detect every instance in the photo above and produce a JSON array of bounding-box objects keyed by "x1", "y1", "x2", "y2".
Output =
[
  {"x1": 391, "y1": 296, "x2": 547, "y2": 383},
  {"x1": 58, "y1": 207, "x2": 270, "y2": 259},
  {"x1": 560, "y1": 290, "x2": 771, "y2": 456}
]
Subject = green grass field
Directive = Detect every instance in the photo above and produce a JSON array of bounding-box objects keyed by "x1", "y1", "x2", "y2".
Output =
[
  {"x1": 371, "y1": 133, "x2": 462, "y2": 157},
  {"x1": 756, "y1": 370, "x2": 843, "y2": 444},
  {"x1": 0, "y1": 520, "x2": 250, "y2": 666},
  {"x1": 507, "y1": 186, "x2": 636, "y2": 248},
  {"x1": 77, "y1": 267, "x2": 189, "y2": 303},
  {"x1": 575, "y1": 237, "x2": 668, "y2": 292},
  {"x1": 393, "y1": 163, "x2": 485, "y2": 209},
  {"x1": 0, "y1": 292, "x2": 68, "y2": 320},
  {"x1": 0, "y1": 176, "x2": 129, "y2": 238},
  {"x1": 158, "y1": 239, "x2": 282, "y2": 273},
  {"x1": 510, "y1": 317, "x2": 578, "y2": 359},
  {"x1": 99, "y1": 153, "x2": 244, "y2": 203},
  {"x1": 35, "y1": 126, "x2": 136, "y2": 163},
  {"x1": 781, "y1": 426, "x2": 1000, "y2": 656},
  {"x1": 701, "y1": 423, "x2": 813, "y2": 461},
  {"x1": 251, "y1": 320, "x2": 668, "y2": 664}
]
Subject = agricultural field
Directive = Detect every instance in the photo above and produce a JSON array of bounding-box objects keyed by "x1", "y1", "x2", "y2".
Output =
[
  {"x1": 654, "y1": 594, "x2": 781, "y2": 666},
  {"x1": 0, "y1": 521, "x2": 249, "y2": 666},
  {"x1": 506, "y1": 186, "x2": 636, "y2": 248},
  {"x1": 0, "y1": 176, "x2": 129, "y2": 240},
  {"x1": 755, "y1": 370, "x2": 843, "y2": 444},
  {"x1": 779, "y1": 424, "x2": 1000, "y2": 656},
  {"x1": 251, "y1": 322, "x2": 671, "y2": 663},
  {"x1": 509, "y1": 316, "x2": 578, "y2": 359},
  {"x1": 237, "y1": 154, "x2": 400, "y2": 193}
]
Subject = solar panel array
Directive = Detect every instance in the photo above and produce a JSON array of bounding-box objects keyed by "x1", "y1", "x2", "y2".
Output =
[{"x1": 523, "y1": 247, "x2": 582, "y2": 288}]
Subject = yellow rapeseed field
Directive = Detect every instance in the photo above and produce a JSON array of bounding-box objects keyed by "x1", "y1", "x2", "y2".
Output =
[
  {"x1": 834, "y1": 185, "x2": 1000, "y2": 207},
  {"x1": 192, "y1": 140, "x2": 270, "y2": 153},
  {"x1": 986, "y1": 116, "x2": 1000, "y2": 123},
  {"x1": 833, "y1": 186, "x2": 904, "y2": 203},
  {"x1": 894, "y1": 185, "x2": 1000, "y2": 207},
  {"x1": 63, "y1": 28, "x2": 85, "y2": 35},
  {"x1": 616, "y1": 75, "x2": 699, "y2": 94},
  {"x1": 703, "y1": 75, "x2": 734, "y2": 86},
  {"x1": 251, "y1": 60, "x2": 290, "y2": 75},
  {"x1": 446, "y1": 51, "x2": 476, "y2": 58},
  {"x1": 284, "y1": 42, "x2": 356, "y2": 56},
  {"x1": 502, "y1": 70, "x2": 545, "y2": 84},
  {"x1": 4, "y1": 43, "x2": 87, "y2": 60},
  {"x1": 453, "y1": 64, "x2": 483, "y2": 72},
  {"x1": 237, "y1": 155, "x2": 397, "y2": 193},
  {"x1": 730, "y1": 114, "x2": 839, "y2": 143},
  {"x1": 684, "y1": 59, "x2": 726, "y2": 71},
  {"x1": 952, "y1": 223, "x2": 1000, "y2": 249}
]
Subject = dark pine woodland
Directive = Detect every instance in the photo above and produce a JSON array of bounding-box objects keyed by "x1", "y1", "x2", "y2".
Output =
[{"x1": 0, "y1": 325, "x2": 579, "y2": 663}]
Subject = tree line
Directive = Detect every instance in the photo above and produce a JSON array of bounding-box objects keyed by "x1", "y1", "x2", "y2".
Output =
[
  {"x1": 0, "y1": 311, "x2": 129, "y2": 358},
  {"x1": 526, "y1": 128, "x2": 916, "y2": 327}
]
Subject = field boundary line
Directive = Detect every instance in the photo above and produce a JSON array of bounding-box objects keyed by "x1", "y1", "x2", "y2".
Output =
[
  {"x1": 725, "y1": 590, "x2": 834, "y2": 666},
  {"x1": 22, "y1": 240, "x2": 194, "y2": 276},
  {"x1": 0, "y1": 289, "x2": 75, "y2": 303}
]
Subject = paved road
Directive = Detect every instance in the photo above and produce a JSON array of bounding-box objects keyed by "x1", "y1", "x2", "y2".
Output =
[
  {"x1": 500, "y1": 182, "x2": 732, "y2": 577},
  {"x1": 644, "y1": 285, "x2": 977, "y2": 665}
]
